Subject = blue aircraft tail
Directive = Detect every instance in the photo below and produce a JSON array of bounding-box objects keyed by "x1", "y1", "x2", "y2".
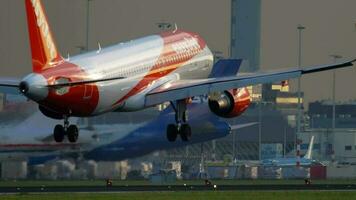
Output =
[{"x1": 209, "y1": 59, "x2": 243, "y2": 78}]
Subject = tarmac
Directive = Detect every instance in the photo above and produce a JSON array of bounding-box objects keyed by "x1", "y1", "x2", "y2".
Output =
[{"x1": 1, "y1": 184, "x2": 356, "y2": 193}]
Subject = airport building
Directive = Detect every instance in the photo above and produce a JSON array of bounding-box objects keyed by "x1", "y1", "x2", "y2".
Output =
[
  {"x1": 299, "y1": 129, "x2": 356, "y2": 163},
  {"x1": 299, "y1": 101, "x2": 356, "y2": 163},
  {"x1": 307, "y1": 101, "x2": 356, "y2": 129}
]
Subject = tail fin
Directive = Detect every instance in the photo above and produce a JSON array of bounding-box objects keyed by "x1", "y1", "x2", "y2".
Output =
[
  {"x1": 25, "y1": 0, "x2": 62, "y2": 73},
  {"x1": 304, "y1": 136, "x2": 315, "y2": 160}
]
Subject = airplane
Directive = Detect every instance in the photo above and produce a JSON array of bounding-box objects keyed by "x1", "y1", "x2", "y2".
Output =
[
  {"x1": 261, "y1": 136, "x2": 321, "y2": 167},
  {"x1": 0, "y1": 0, "x2": 354, "y2": 143},
  {"x1": 0, "y1": 99, "x2": 254, "y2": 164}
]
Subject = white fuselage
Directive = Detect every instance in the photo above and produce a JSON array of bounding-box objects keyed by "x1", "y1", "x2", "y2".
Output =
[
  {"x1": 70, "y1": 31, "x2": 214, "y2": 115},
  {"x1": 21, "y1": 30, "x2": 214, "y2": 117}
]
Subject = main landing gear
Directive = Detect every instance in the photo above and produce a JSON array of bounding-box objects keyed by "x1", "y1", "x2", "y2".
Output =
[
  {"x1": 166, "y1": 100, "x2": 192, "y2": 142},
  {"x1": 53, "y1": 116, "x2": 79, "y2": 143}
]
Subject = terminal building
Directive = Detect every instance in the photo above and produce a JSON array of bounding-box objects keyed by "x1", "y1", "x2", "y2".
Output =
[
  {"x1": 298, "y1": 101, "x2": 356, "y2": 163},
  {"x1": 307, "y1": 101, "x2": 356, "y2": 129}
]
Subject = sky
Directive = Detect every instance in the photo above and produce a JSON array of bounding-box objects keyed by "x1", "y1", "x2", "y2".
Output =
[
  {"x1": 260, "y1": 0, "x2": 356, "y2": 106},
  {"x1": 1, "y1": 0, "x2": 356, "y2": 106}
]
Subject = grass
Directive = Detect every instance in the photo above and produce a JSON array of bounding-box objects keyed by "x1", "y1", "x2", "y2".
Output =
[
  {"x1": 1, "y1": 191, "x2": 356, "y2": 200},
  {"x1": 0, "y1": 179, "x2": 356, "y2": 187}
]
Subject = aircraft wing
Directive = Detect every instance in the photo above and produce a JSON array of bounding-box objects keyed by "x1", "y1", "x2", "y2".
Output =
[
  {"x1": 0, "y1": 78, "x2": 21, "y2": 95},
  {"x1": 145, "y1": 59, "x2": 355, "y2": 106}
]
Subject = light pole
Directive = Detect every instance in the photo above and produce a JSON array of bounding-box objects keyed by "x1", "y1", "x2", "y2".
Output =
[
  {"x1": 199, "y1": 143, "x2": 205, "y2": 179},
  {"x1": 296, "y1": 24, "x2": 305, "y2": 167},
  {"x1": 232, "y1": 115, "x2": 238, "y2": 163},
  {"x1": 82, "y1": 0, "x2": 94, "y2": 128},
  {"x1": 283, "y1": 126, "x2": 287, "y2": 158},
  {"x1": 258, "y1": 100, "x2": 262, "y2": 161},
  {"x1": 297, "y1": 24, "x2": 305, "y2": 134},
  {"x1": 232, "y1": 131, "x2": 235, "y2": 161},
  {"x1": 86, "y1": 0, "x2": 94, "y2": 51},
  {"x1": 329, "y1": 54, "x2": 342, "y2": 131}
]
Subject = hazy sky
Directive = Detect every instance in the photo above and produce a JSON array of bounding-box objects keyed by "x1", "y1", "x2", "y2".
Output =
[
  {"x1": 1, "y1": 0, "x2": 356, "y2": 106},
  {"x1": 261, "y1": 0, "x2": 356, "y2": 105}
]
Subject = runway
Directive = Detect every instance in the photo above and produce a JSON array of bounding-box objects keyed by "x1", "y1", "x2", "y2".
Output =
[{"x1": 2, "y1": 184, "x2": 356, "y2": 193}]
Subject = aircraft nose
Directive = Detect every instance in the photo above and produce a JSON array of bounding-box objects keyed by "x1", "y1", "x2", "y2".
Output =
[{"x1": 20, "y1": 73, "x2": 48, "y2": 101}]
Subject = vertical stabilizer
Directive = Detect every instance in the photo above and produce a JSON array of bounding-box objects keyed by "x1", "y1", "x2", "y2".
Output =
[
  {"x1": 25, "y1": 0, "x2": 62, "y2": 73},
  {"x1": 304, "y1": 136, "x2": 315, "y2": 159}
]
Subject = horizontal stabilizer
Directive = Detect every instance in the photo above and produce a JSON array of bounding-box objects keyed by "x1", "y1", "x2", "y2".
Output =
[
  {"x1": 209, "y1": 59, "x2": 243, "y2": 78},
  {"x1": 230, "y1": 122, "x2": 258, "y2": 131}
]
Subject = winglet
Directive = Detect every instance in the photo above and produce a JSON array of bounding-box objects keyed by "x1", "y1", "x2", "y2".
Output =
[
  {"x1": 25, "y1": 0, "x2": 63, "y2": 73},
  {"x1": 302, "y1": 59, "x2": 355, "y2": 74}
]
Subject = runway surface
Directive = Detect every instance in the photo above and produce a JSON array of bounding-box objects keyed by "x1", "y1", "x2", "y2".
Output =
[{"x1": 1, "y1": 184, "x2": 356, "y2": 193}]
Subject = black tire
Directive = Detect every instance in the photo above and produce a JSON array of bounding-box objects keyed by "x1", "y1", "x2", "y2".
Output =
[
  {"x1": 54, "y1": 124, "x2": 65, "y2": 143},
  {"x1": 167, "y1": 124, "x2": 178, "y2": 142},
  {"x1": 180, "y1": 124, "x2": 192, "y2": 142},
  {"x1": 67, "y1": 125, "x2": 79, "y2": 143}
]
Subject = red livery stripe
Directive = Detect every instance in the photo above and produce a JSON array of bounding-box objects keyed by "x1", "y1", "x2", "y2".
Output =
[{"x1": 112, "y1": 30, "x2": 206, "y2": 107}]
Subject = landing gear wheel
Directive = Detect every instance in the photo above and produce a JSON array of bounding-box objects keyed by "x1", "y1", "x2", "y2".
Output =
[
  {"x1": 54, "y1": 124, "x2": 65, "y2": 143},
  {"x1": 180, "y1": 124, "x2": 192, "y2": 142},
  {"x1": 67, "y1": 125, "x2": 79, "y2": 143},
  {"x1": 167, "y1": 124, "x2": 178, "y2": 142},
  {"x1": 169, "y1": 100, "x2": 192, "y2": 142}
]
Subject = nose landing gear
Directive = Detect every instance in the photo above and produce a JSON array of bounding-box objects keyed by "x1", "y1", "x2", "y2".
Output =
[
  {"x1": 53, "y1": 116, "x2": 79, "y2": 143},
  {"x1": 166, "y1": 99, "x2": 192, "y2": 142}
]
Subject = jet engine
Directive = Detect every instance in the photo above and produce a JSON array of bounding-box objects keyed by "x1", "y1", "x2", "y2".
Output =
[{"x1": 208, "y1": 88, "x2": 251, "y2": 118}]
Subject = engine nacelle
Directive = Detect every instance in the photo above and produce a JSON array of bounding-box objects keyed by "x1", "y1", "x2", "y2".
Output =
[
  {"x1": 39, "y1": 105, "x2": 64, "y2": 119},
  {"x1": 208, "y1": 88, "x2": 251, "y2": 118}
]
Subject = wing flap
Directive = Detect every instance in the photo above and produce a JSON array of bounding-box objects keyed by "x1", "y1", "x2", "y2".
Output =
[{"x1": 230, "y1": 122, "x2": 258, "y2": 131}]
